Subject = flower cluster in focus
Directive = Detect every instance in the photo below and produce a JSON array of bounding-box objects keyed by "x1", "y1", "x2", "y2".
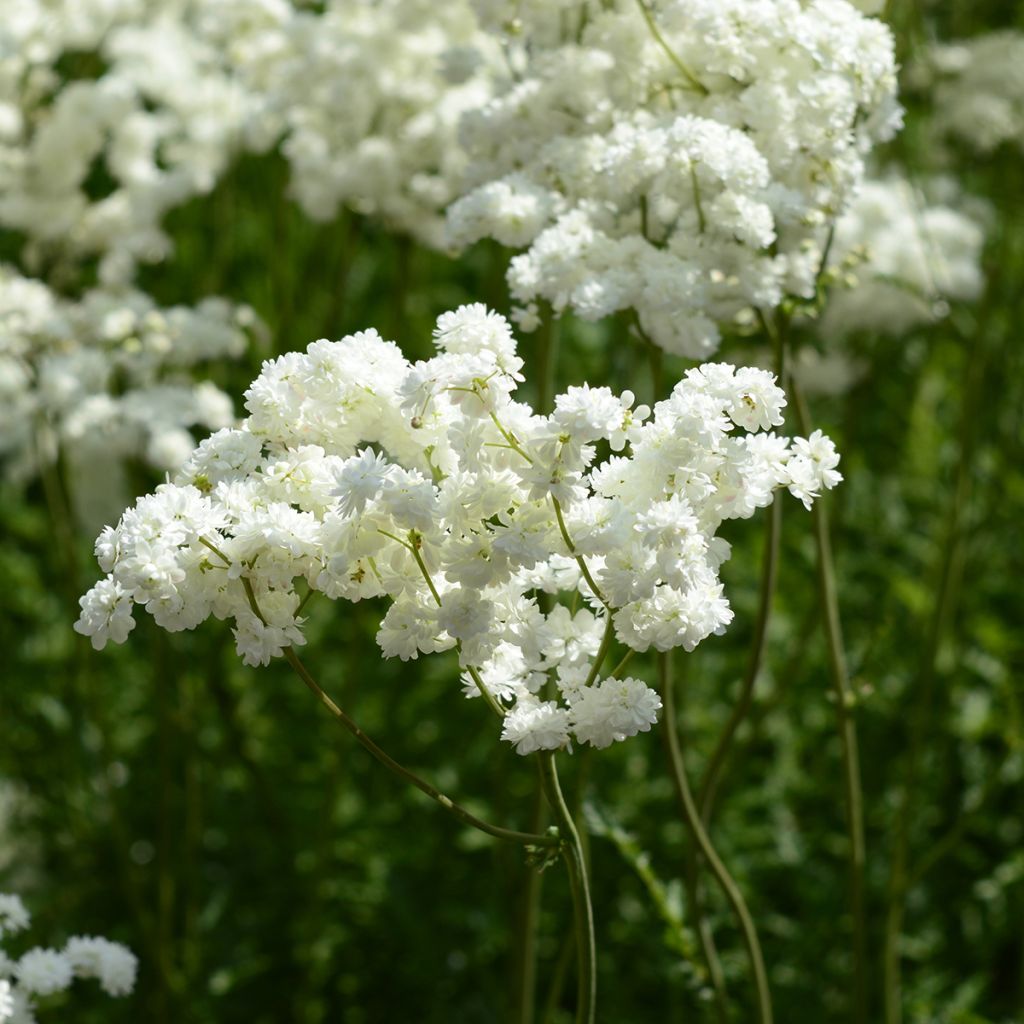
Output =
[{"x1": 76, "y1": 305, "x2": 841, "y2": 755}]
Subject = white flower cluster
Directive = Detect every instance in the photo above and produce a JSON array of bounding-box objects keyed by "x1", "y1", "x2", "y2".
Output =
[
  {"x1": 1, "y1": 0, "x2": 501, "y2": 269},
  {"x1": 0, "y1": 0, "x2": 282, "y2": 285},
  {"x1": 447, "y1": 0, "x2": 902, "y2": 357},
  {"x1": 819, "y1": 176, "x2": 987, "y2": 337},
  {"x1": 0, "y1": 892, "x2": 136, "y2": 1023},
  {"x1": 913, "y1": 32, "x2": 1024, "y2": 156},
  {"x1": 0, "y1": 265, "x2": 255, "y2": 519},
  {"x1": 252, "y1": 0, "x2": 499, "y2": 246},
  {"x1": 76, "y1": 305, "x2": 841, "y2": 755}
]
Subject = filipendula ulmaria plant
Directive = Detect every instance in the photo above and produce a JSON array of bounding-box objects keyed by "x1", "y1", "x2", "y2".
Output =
[{"x1": 74, "y1": 303, "x2": 840, "y2": 1022}]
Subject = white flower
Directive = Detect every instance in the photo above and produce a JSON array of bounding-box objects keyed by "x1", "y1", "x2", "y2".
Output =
[
  {"x1": 15, "y1": 950, "x2": 73, "y2": 997},
  {"x1": 74, "y1": 579, "x2": 136, "y2": 651},
  {"x1": 0, "y1": 897, "x2": 29, "y2": 940},
  {"x1": 500, "y1": 700, "x2": 571, "y2": 754},
  {"x1": 63, "y1": 937, "x2": 138, "y2": 997},
  {"x1": 569, "y1": 676, "x2": 662, "y2": 749}
]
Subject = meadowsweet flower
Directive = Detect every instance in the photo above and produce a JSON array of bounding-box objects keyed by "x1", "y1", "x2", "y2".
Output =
[
  {"x1": 913, "y1": 32, "x2": 1024, "y2": 155},
  {"x1": 63, "y1": 937, "x2": 138, "y2": 997},
  {"x1": 78, "y1": 306, "x2": 841, "y2": 754},
  {"x1": 818, "y1": 176, "x2": 986, "y2": 338},
  {"x1": 447, "y1": 0, "x2": 901, "y2": 355},
  {"x1": 0, "y1": 892, "x2": 136, "y2": 1020}
]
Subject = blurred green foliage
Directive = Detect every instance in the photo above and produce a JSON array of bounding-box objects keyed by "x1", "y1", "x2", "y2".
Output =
[{"x1": 2, "y1": 3, "x2": 1023, "y2": 1023}]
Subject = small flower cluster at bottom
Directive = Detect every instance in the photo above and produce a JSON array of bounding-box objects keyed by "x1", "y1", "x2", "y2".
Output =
[
  {"x1": 75, "y1": 304, "x2": 841, "y2": 756},
  {"x1": 0, "y1": 893, "x2": 137, "y2": 1023}
]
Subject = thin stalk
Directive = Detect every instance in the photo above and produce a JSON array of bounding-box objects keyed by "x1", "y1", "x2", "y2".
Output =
[
  {"x1": 511, "y1": 784, "x2": 547, "y2": 1024},
  {"x1": 538, "y1": 751, "x2": 596, "y2": 1024},
  {"x1": 791, "y1": 380, "x2": 868, "y2": 1024},
  {"x1": 634, "y1": 0, "x2": 708, "y2": 94},
  {"x1": 698, "y1": 498, "x2": 782, "y2": 821},
  {"x1": 280, "y1": 644, "x2": 553, "y2": 846},
  {"x1": 670, "y1": 650, "x2": 730, "y2": 1021},
  {"x1": 551, "y1": 498, "x2": 610, "y2": 609},
  {"x1": 406, "y1": 533, "x2": 505, "y2": 719},
  {"x1": 661, "y1": 652, "x2": 774, "y2": 1024},
  {"x1": 235, "y1": 574, "x2": 553, "y2": 848}
]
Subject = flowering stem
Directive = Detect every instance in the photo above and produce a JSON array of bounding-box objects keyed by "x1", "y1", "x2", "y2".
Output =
[
  {"x1": 538, "y1": 751, "x2": 596, "y2": 1024},
  {"x1": 607, "y1": 649, "x2": 634, "y2": 679},
  {"x1": 698, "y1": 497, "x2": 782, "y2": 820},
  {"x1": 231, "y1": 572, "x2": 545, "y2": 846},
  {"x1": 661, "y1": 652, "x2": 774, "y2": 1024},
  {"x1": 405, "y1": 534, "x2": 506, "y2": 719},
  {"x1": 791, "y1": 380, "x2": 868, "y2": 1024},
  {"x1": 582, "y1": 614, "x2": 615, "y2": 689},
  {"x1": 551, "y1": 497, "x2": 611, "y2": 609},
  {"x1": 634, "y1": 0, "x2": 708, "y2": 95},
  {"x1": 489, "y1": 410, "x2": 535, "y2": 464}
]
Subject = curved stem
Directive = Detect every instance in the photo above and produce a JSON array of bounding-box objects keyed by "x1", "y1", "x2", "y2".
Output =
[
  {"x1": 538, "y1": 752, "x2": 596, "y2": 1024},
  {"x1": 281, "y1": 645, "x2": 554, "y2": 847},
  {"x1": 682, "y1": 841, "x2": 730, "y2": 1023},
  {"x1": 551, "y1": 497, "x2": 611, "y2": 609},
  {"x1": 661, "y1": 652, "x2": 774, "y2": 1024},
  {"x1": 791, "y1": 381, "x2": 868, "y2": 1024},
  {"x1": 634, "y1": 0, "x2": 708, "y2": 94},
  {"x1": 699, "y1": 498, "x2": 782, "y2": 821},
  {"x1": 234, "y1": 573, "x2": 553, "y2": 848}
]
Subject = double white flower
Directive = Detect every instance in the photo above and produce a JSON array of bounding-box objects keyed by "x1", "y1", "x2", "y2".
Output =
[{"x1": 77, "y1": 304, "x2": 841, "y2": 755}]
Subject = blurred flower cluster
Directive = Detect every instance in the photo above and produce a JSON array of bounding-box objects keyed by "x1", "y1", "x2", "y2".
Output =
[{"x1": 0, "y1": 892, "x2": 136, "y2": 1023}]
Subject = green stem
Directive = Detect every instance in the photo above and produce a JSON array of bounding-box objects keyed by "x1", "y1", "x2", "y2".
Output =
[
  {"x1": 634, "y1": 0, "x2": 708, "y2": 94},
  {"x1": 661, "y1": 652, "x2": 774, "y2": 1024},
  {"x1": 281, "y1": 644, "x2": 553, "y2": 847},
  {"x1": 551, "y1": 497, "x2": 611, "y2": 609},
  {"x1": 407, "y1": 533, "x2": 505, "y2": 719},
  {"x1": 237, "y1": 574, "x2": 552, "y2": 847},
  {"x1": 791, "y1": 380, "x2": 868, "y2": 1024},
  {"x1": 538, "y1": 752, "x2": 596, "y2": 1024},
  {"x1": 682, "y1": 840, "x2": 730, "y2": 1023},
  {"x1": 511, "y1": 783, "x2": 547, "y2": 1024}
]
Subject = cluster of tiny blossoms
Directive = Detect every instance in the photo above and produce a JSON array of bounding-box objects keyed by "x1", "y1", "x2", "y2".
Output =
[
  {"x1": 819, "y1": 175, "x2": 986, "y2": 338},
  {"x1": 447, "y1": 0, "x2": 902, "y2": 357},
  {"x1": 0, "y1": 0, "x2": 500, "y2": 272},
  {"x1": 0, "y1": 265, "x2": 256, "y2": 520},
  {"x1": 76, "y1": 305, "x2": 841, "y2": 755},
  {"x1": 911, "y1": 32, "x2": 1024, "y2": 156},
  {"x1": 251, "y1": 0, "x2": 500, "y2": 246},
  {"x1": 0, "y1": 0, "x2": 281, "y2": 285},
  {"x1": 0, "y1": 892, "x2": 136, "y2": 1023}
]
